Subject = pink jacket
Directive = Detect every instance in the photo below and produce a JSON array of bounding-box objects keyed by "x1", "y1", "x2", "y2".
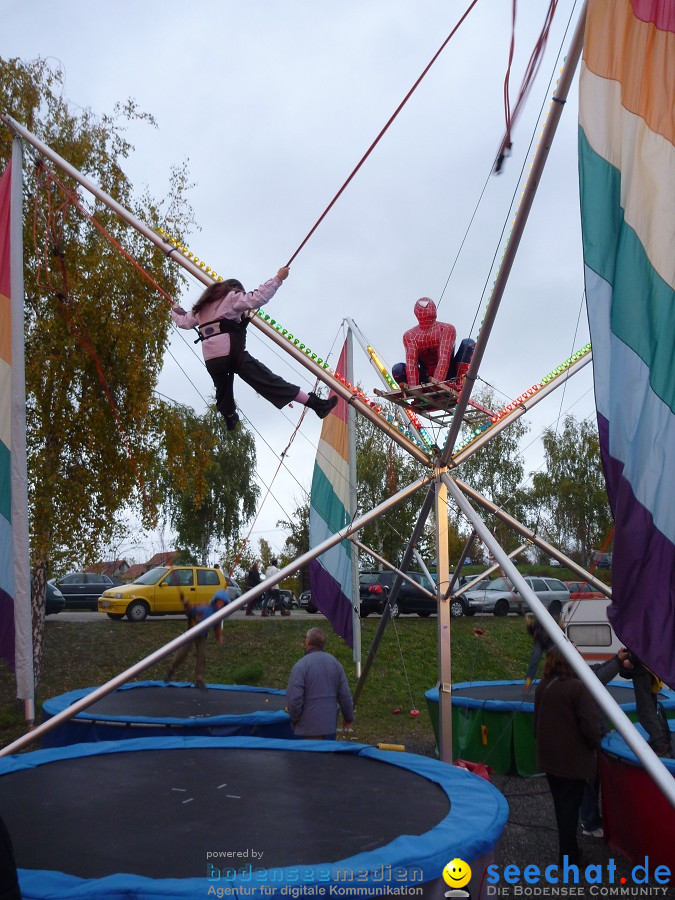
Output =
[{"x1": 171, "y1": 276, "x2": 282, "y2": 361}]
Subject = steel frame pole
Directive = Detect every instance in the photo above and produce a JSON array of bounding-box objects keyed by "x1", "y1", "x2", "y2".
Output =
[
  {"x1": 0, "y1": 470, "x2": 434, "y2": 756},
  {"x1": 443, "y1": 472, "x2": 675, "y2": 809},
  {"x1": 1, "y1": 115, "x2": 430, "y2": 466},
  {"x1": 435, "y1": 476, "x2": 453, "y2": 761}
]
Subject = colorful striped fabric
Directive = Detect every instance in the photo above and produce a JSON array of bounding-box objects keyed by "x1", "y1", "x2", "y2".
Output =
[
  {"x1": 579, "y1": 0, "x2": 675, "y2": 685},
  {"x1": 0, "y1": 162, "x2": 16, "y2": 669},
  {"x1": 309, "y1": 342, "x2": 354, "y2": 647}
]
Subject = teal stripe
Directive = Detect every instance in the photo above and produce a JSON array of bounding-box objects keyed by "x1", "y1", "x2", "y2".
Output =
[
  {"x1": 579, "y1": 126, "x2": 675, "y2": 414},
  {"x1": 0, "y1": 441, "x2": 10, "y2": 522},
  {"x1": 310, "y1": 463, "x2": 348, "y2": 533}
]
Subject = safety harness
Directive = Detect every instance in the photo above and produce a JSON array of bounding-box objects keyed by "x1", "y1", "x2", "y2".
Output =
[{"x1": 194, "y1": 316, "x2": 250, "y2": 370}]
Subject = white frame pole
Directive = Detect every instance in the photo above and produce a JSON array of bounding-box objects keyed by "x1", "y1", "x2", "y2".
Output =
[{"x1": 347, "y1": 327, "x2": 361, "y2": 675}]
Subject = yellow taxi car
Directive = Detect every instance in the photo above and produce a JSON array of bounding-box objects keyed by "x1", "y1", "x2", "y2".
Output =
[{"x1": 98, "y1": 565, "x2": 229, "y2": 621}]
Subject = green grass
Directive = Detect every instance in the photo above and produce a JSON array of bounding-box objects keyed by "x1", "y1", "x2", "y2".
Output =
[{"x1": 0, "y1": 616, "x2": 534, "y2": 753}]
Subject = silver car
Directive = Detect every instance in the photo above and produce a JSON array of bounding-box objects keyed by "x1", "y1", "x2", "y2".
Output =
[{"x1": 463, "y1": 576, "x2": 570, "y2": 618}]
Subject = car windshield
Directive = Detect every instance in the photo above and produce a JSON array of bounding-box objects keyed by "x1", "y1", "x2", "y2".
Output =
[
  {"x1": 488, "y1": 577, "x2": 514, "y2": 591},
  {"x1": 133, "y1": 567, "x2": 169, "y2": 585}
]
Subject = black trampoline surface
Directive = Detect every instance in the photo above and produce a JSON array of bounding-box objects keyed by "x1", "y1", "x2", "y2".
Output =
[
  {"x1": 452, "y1": 681, "x2": 641, "y2": 705},
  {"x1": 0, "y1": 745, "x2": 450, "y2": 879},
  {"x1": 61, "y1": 684, "x2": 288, "y2": 719}
]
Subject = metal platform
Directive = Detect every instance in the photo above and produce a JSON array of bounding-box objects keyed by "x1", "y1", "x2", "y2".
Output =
[{"x1": 374, "y1": 379, "x2": 494, "y2": 426}]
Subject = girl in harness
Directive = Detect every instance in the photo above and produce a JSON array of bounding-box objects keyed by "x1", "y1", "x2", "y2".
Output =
[{"x1": 171, "y1": 267, "x2": 337, "y2": 429}]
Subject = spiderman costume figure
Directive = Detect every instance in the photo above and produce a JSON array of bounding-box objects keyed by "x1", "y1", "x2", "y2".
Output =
[{"x1": 392, "y1": 298, "x2": 474, "y2": 390}]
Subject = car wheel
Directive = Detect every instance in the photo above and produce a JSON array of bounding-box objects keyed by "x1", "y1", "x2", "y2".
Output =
[
  {"x1": 308, "y1": 605, "x2": 318, "y2": 614},
  {"x1": 417, "y1": 611, "x2": 432, "y2": 618},
  {"x1": 450, "y1": 598, "x2": 465, "y2": 618},
  {"x1": 494, "y1": 599, "x2": 509, "y2": 617},
  {"x1": 389, "y1": 601, "x2": 400, "y2": 618},
  {"x1": 126, "y1": 600, "x2": 149, "y2": 622},
  {"x1": 106, "y1": 613, "x2": 125, "y2": 621},
  {"x1": 359, "y1": 609, "x2": 370, "y2": 618},
  {"x1": 548, "y1": 600, "x2": 562, "y2": 619}
]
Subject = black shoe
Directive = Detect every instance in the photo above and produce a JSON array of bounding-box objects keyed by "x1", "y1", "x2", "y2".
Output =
[
  {"x1": 195, "y1": 679, "x2": 208, "y2": 691},
  {"x1": 307, "y1": 393, "x2": 338, "y2": 419},
  {"x1": 225, "y1": 412, "x2": 239, "y2": 431}
]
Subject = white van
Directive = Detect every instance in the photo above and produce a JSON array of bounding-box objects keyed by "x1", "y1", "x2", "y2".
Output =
[{"x1": 561, "y1": 597, "x2": 622, "y2": 663}]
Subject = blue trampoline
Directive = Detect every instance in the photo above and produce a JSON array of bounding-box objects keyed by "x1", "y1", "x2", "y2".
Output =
[
  {"x1": 0, "y1": 736, "x2": 508, "y2": 899},
  {"x1": 425, "y1": 679, "x2": 672, "y2": 775},
  {"x1": 40, "y1": 681, "x2": 294, "y2": 746}
]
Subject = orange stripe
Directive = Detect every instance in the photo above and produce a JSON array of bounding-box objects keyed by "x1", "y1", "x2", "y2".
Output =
[
  {"x1": 320, "y1": 414, "x2": 348, "y2": 459},
  {"x1": 0, "y1": 292, "x2": 11, "y2": 365},
  {"x1": 584, "y1": 0, "x2": 675, "y2": 144}
]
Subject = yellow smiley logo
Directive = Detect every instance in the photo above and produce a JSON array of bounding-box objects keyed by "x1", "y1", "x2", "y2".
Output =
[{"x1": 443, "y1": 858, "x2": 472, "y2": 889}]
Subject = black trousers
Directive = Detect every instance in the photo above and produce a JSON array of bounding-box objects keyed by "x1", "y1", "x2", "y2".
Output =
[
  {"x1": 546, "y1": 773, "x2": 586, "y2": 865},
  {"x1": 206, "y1": 353, "x2": 300, "y2": 419}
]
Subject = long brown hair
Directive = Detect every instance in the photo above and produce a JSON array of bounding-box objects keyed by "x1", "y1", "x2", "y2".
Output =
[
  {"x1": 192, "y1": 278, "x2": 244, "y2": 315},
  {"x1": 541, "y1": 646, "x2": 575, "y2": 682}
]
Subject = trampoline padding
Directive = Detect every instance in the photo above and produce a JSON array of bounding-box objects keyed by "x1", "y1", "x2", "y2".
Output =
[{"x1": 0, "y1": 736, "x2": 508, "y2": 899}]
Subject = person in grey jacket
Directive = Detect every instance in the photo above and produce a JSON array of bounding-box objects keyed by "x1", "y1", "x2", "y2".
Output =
[{"x1": 286, "y1": 628, "x2": 354, "y2": 739}]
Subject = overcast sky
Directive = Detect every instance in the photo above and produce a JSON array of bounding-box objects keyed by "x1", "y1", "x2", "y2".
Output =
[{"x1": 3, "y1": 0, "x2": 594, "y2": 567}]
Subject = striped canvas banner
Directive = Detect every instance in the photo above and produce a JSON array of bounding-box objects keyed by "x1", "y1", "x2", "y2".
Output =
[
  {"x1": 0, "y1": 162, "x2": 16, "y2": 669},
  {"x1": 309, "y1": 341, "x2": 354, "y2": 647},
  {"x1": 579, "y1": 0, "x2": 675, "y2": 684}
]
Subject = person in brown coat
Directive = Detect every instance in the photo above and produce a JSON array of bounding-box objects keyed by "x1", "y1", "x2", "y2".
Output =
[{"x1": 534, "y1": 647, "x2": 601, "y2": 866}]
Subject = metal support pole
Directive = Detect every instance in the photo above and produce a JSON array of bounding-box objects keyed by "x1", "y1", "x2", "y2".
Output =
[
  {"x1": 455, "y1": 477, "x2": 612, "y2": 597},
  {"x1": 0, "y1": 470, "x2": 434, "y2": 756},
  {"x1": 443, "y1": 473, "x2": 675, "y2": 810},
  {"x1": 435, "y1": 475, "x2": 453, "y2": 762},
  {"x1": 1, "y1": 115, "x2": 431, "y2": 467},
  {"x1": 439, "y1": 3, "x2": 588, "y2": 463}
]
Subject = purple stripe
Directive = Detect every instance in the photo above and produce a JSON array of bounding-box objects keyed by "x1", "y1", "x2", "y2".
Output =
[
  {"x1": 309, "y1": 560, "x2": 353, "y2": 649},
  {"x1": 0, "y1": 586, "x2": 16, "y2": 673},
  {"x1": 598, "y1": 415, "x2": 675, "y2": 686}
]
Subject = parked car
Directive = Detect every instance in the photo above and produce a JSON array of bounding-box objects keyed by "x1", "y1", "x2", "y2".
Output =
[
  {"x1": 45, "y1": 581, "x2": 65, "y2": 615},
  {"x1": 51, "y1": 572, "x2": 125, "y2": 610},
  {"x1": 549, "y1": 558, "x2": 561, "y2": 567},
  {"x1": 461, "y1": 576, "x2": 570, "y2": 618},
  {"x1": 298, "y1": 589, "x2": 318, "y2": 613},
  {"x1": 564, "y1": 580, "x2": 607, "y2": 601},
  {"x1": 359, "y1": 571, "x2": 441, "y2": 617},
  {"x1": 226, "y1": 578, "x2": 242, "y2": 602},
  {"x1": 449, "y1": 577, "x2": 490, "y2": 617},
  {"x1": 98, "y1": 566, "x2": 229, "y2": 621},
  {"x1": 358, "y1": 573, "x2": 390, "y2": 617},
  {"x1": 591, "y1": 551, "x2": 612, "y2": 568}
]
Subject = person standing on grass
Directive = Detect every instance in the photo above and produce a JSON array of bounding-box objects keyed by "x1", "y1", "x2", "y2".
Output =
[
  {"x1": 534, "y1": 647, "x2": 601, "y2": 866},
  {"x1": 164, "y1": 591, "x2": 228, "y2": 689},
  {"x1": 244, "y1": 561, "x2": 262, "y2": 616},
  {"x1": 286, "y1": 627, "x2": 353, "y2": 739}
]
